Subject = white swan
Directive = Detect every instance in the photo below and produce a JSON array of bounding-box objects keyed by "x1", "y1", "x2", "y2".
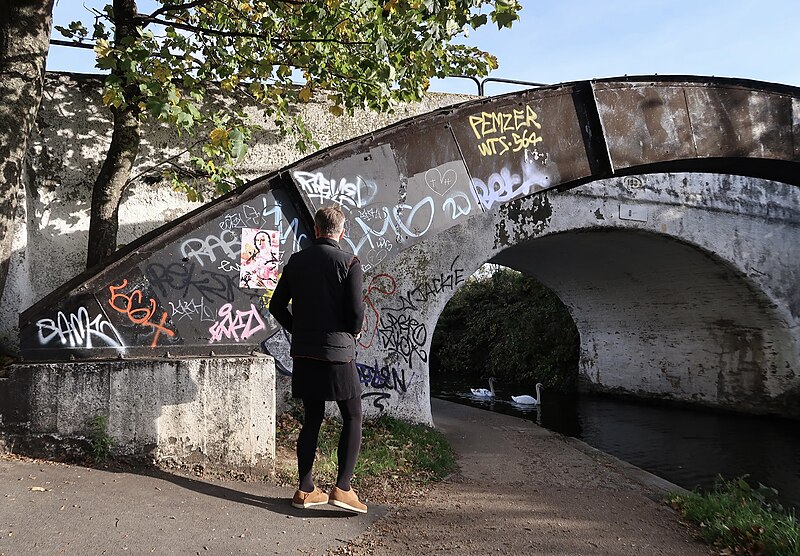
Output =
[
  {"x1": 471, "y1": 377, "x2": 496, "y2": 398},
  {"x1": 512, "y1": 383, "x2": 543, "y2": 405}
]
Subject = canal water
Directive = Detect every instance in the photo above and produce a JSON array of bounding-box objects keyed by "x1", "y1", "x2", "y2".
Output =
[{"x1": 431, "y1": 375, "x2": 800, "y2": 511}]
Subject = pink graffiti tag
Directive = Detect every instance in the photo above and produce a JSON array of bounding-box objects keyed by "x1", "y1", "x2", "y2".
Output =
[
  {"x1": 108, "y1": 279, "x2": 175, "y2": 348},
  {"x1": 358, "y1": 273, "x2": 396, "y2": 349},
  {"x1": 208, "y1": 303, "x2": 266, "y2": 343}
]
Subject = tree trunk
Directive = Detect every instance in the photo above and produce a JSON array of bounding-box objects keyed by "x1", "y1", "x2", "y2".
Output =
[
  {"x1": 86, "y1": 0, "x2": 141, "y2": 269},
  {"x1": 0, "y1": 0, "x2": 55, "y2": 305},
  {"x1": 86, "y1": 104, "x2": 141, "y2": 268}
]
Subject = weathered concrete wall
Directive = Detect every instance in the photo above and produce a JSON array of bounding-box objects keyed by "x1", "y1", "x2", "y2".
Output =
[
  {"x1": 362, "y1": 172, "x2": 799, "y2": 422},
  {"x1": 0, "y1": 357, "x2": 275, "y2": 473},
  {"x1": 0, "y1": 72, "x2": 472, "y2": 352}
]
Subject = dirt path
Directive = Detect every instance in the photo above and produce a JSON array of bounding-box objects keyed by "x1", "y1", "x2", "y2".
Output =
[{"x1": 332, "y1": 398, "x2": 710, "y2": 555}]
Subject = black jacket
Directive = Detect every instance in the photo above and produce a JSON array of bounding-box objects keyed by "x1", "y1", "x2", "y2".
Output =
[{"x1": 269, "y1": 238, "x2": 365, "y2": 362}]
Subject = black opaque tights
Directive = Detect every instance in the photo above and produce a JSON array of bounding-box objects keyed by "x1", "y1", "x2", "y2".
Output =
[{"x1": 297, "y1": 396, "x2": 362, "y2": 492}]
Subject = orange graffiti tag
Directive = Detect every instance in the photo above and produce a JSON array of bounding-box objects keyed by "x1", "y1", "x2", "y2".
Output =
[{"x1": 108, "y1": 279, "x2": 176, "y2": 348}]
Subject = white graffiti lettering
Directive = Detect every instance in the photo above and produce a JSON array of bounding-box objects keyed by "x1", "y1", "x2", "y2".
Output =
[
  {"x1": 443, "y1": 191, "x2": 473, "y2": 220},
  {"x1": 208, "y1": 303, "x2": 266, "y2": 343},
  {"x1": 36, "y1": 307, "x2": 126, "y2": 351},
  {"x1": 392, "y1": 197, "x2": 435, "y2": 238},
  {"x1": 242, "y1": 204, "x2": 263, "y2": 227},
  {"x1": 169, "y1": 298, "x2": 216, "y2": 322},
  {"x1": 219, "y1": 212, "x2": 244, "y2": 231},
  {"x1": 260, "y1": 199, "x2": 307, "y2": 254},
  {"x1": 181, "y1": 230, "x2": 240, "y2": 266},
  {"x1": 424, "y1": 168, "x2": 457, "y2": 196},
  {"x1": 358, "y1": 206, "x2": 383, "y2": 222},
  {"x1": 471, "y1": 160, "x2": 550, "y2": 210},
  {"x1": 293, "y1": 171, "x2": 378, "y2": 210},
  {"x1": 218, "y1": 260, "x2": 242, "y2": 273}
]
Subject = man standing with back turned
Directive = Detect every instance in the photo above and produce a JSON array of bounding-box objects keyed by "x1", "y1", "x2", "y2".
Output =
[{"x1": 269, "y1": 206, "x2": 368, "y2": 514}]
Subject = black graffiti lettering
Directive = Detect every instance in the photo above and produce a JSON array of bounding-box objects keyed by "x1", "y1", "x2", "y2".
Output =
[
  {"x1": 402, "y1": 256, "x2": 466, "y2": 306},
  {"x1": 356, "y1": 359, "x2": 410, "y2": 393},
  {"x1": 361, "y1": 392, "x2": 391, "y2": 411},
  {"x1": 378, "y1": 312, "x2": 428, "y2": 368},
  {"x1": 145, "y1": 262, "x2": 236, "y2": 303}
]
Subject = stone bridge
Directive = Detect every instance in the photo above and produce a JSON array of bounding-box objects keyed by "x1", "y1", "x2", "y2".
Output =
[{"x1": 17, "y1": 76, "x2": 800, "y2": 424}]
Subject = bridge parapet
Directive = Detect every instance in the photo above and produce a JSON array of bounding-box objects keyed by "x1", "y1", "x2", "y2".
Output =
[{"x1": 17, "y1": 78, "x2": 800, "y2": 420}]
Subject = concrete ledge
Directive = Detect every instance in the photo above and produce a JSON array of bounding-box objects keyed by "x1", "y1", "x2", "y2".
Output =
[{"x1": 0, "y1": 357, "x2": 275, "y2": 476}]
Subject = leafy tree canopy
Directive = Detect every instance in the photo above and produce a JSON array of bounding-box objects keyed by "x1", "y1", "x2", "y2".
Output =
[
  {"x1": 431, "y1": 268, "x2": 579, "y2": 392},
  {"x1": 57, "y1": 0, "x2": 521, "y2": 201}
]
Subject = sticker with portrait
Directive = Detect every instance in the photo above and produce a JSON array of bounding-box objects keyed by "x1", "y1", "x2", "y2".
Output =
[{"x1": 239, "y1": 228, "x2": 280, "y2": 289}]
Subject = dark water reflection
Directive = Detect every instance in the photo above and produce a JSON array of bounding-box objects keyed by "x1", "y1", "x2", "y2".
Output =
[{"x1": 432, "y1": 375, "x2": 800, "y2": 511}]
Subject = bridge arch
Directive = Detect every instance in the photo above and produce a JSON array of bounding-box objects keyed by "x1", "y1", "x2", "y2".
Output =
[
  {"x1": 19, "y1": 77, "x2": 800, "y2": 422},
  {"x1": 374, "y1": 171, "x2": 799, "y2": 423}
]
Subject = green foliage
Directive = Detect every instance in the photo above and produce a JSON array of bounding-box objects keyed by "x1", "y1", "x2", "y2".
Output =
[
  {"x1": 87, "y1": 415, "x2": 115, "y2": 464},
  {"x1": 431, "y1": 268, "x2": 579, "y2": 391},
  {"x1": 669, "y1": 476, "x2": 800, "y2": 555},
  {"x1": 58, "y1": 0, "x2": 521, "y2": 201},
  {"x1": 322, "y1": 414, "x2": 456, "y2": 482},
  {"x1": 276, "y1": 411, "x2": 456, "y2": 493}
]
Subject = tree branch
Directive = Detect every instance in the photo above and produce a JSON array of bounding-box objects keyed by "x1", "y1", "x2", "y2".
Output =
[
  {"x1": 147, "y1": 0, "x2": 211, "y2": 20},
  {"x1": 50, "y1": 38, "x2": 95, "y2": 49},
  {"x1": 135, "y1": 15, "x2": 370, "y2": 46},
  {"x1": 123, "y1": 139, "x2": 204, "y2": 190}
]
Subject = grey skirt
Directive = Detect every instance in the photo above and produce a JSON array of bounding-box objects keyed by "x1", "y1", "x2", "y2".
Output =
[{"x1": 291, "y1": 357, "x2": 362, "y2": 401}]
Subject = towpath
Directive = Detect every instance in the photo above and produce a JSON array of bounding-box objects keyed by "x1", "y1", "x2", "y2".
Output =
[{"x1": 0, "y1": 398, "x2": 709, "y2": 555}]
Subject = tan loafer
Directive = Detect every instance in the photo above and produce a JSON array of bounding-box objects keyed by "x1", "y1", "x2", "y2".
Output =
[
  {"x1": 291, "y1": 486, "x2": 329, "y2": 509},
  {"x1": 328, "y1": 486, "x2": 367, "y2": 514}
]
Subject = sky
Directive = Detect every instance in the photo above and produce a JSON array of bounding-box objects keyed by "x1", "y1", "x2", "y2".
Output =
[{"x1": 47, "y1": 0, "x2": 800, "y2": 96}]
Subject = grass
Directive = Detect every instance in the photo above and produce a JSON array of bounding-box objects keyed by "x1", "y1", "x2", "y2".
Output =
[
  {"x1": 87, "y1": 415, "x2": 115, "y2": 464},
  {"x1": 275, "y1": 406, "x2": 457, "y2": 503},
  {"x1": 669, "y1": 476, "x2": 799, "y2": 555}
]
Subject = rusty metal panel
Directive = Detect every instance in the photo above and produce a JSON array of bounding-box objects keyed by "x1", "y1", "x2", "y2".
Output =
[
  {"x1": 450, "y1": 86, "x2": 592, "y2": 210},
  {"x1": 593, "y1": 83, "x2": 696, "y2": 170},
  {"x1": 683, "y1": 87, "x2": 795, "y2": 160},
  {"x1": 289, "y1": 124, "x2": 477, "y2": 272},
  {"x1": 391, "y1": 116, "x2": 479, "y2": 244},
  {"x1": 794, "y1": 98, "x2": 800, "y2": 160},
  {"x1": 290, "y1": 143, "x2": 404, "y2": 270}
]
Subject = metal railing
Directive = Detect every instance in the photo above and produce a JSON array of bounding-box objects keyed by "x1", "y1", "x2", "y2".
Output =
[{"x1": 450, "y1": 75, "x2": 549, "y2": 96}]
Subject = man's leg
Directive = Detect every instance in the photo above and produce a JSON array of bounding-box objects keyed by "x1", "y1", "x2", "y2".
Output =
[
  {"x1": 297, "y1": 398, "x2": 325, "y2": 492},
  {"x1": 334, "y1": 395, "x2": 363, "y2": 490}
]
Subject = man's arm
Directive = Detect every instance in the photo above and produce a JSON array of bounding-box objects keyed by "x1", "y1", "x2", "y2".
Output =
[
  {"x1": 269, "y1": 265, "x2": 293, "y2": 331},
  {"x1": 343, "y1": 257, "x2": 366, "y2": 335}
]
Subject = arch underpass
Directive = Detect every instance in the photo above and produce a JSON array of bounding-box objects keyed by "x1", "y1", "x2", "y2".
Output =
[{"x1": 18, "y1": 76, "x2": 800, "y2": 423}]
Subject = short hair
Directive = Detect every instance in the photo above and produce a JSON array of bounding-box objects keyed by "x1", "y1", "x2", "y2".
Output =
[{"x1": 314, "y1": 206, "x2": 346, "y2": 236}]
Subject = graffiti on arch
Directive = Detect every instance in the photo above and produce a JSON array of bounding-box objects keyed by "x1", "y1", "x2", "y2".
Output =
[
  {"x1": 20, "y1": 91, "x2": 571, "y2": 362},
  {"x1": 291, "y1": 126, "x2": 482, "y2": 271}
]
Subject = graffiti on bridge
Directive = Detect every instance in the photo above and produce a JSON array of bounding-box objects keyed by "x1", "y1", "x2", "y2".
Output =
[
  {"x1": 35, "y1": 307, "x2": 125, "y2": 351},
  {"x1": 208, "y1": 303, "x2": 267, "y2": 344},
  {"x1": 358, "y1": 358, "x2": 414, "y2": 411},
  {"x1": 108, "y1": 279, "x2": 176, "y2": 348},
  {"x1": 467, "y1": 104, "x2": 543, "y2": 157}
]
